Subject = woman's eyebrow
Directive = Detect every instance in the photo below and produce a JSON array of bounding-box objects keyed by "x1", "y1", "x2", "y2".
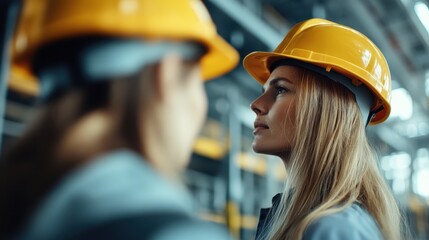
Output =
[
  {"x1": 269, "y1": 77, "x2": 294, "y2": 86},
  {"x1": 263, "y1": 77, "x2": 294, "y2": 92}
]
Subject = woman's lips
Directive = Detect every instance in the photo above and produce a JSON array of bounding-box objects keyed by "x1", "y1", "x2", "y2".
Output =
[{"x1": 253, "y1": 122, "x2": 269, "y2": 134}]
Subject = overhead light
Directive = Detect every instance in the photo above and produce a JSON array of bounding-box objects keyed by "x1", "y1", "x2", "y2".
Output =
[
  {"x1": 413, "y1": 149, "x2": 429, "y2": 197},
  {"x1": 381, "y1": 152, "x2": 411, "y2": 195},
  {"x1": 405, "y1": 121, "x2": 429, "y2": 138},
  {"x1": 414, "y1": 1, "x2": 429, "y2": 34},
  {"x1": 414, "y1": 169, "x2": 429, "y2": 197},
  {"x1": 415, "y1": 148, "x2": 429, "y2": 169},
  {"x1": 390, "y1": 88, "x2": 413, "y2": 120}
]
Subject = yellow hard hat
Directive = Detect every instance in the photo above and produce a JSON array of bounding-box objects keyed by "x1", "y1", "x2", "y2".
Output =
[
  {"x1": 13, "y1": 0, "x2": 239, "y2": 80},
  {"x1": 8, "y1": 65, "x2": 39, "y2": 96},
  {"x1": 243, "y1": 18, "x2": 391, "y2": 125}
]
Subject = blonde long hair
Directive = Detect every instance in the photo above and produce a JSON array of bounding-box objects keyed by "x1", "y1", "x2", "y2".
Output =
[{"x1": 264, "y1": 68, "x2": 403, "y2": 239}]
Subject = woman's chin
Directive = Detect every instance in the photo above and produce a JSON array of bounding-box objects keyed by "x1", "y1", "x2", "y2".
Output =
[
  {"x1": 252, "y1": 143, "x2": 291, "y2": 159},
  {"x1": 252, "y1": 143, "x2": 267, "y2": 154}
]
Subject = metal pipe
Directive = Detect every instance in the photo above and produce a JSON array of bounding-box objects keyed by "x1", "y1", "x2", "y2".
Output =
[
  {"x1": 206, "y1": 0, "x2": 282, "y2": 49},
  {"x1": 0, "y1": 0, "x2": 22, "y2": 151}
]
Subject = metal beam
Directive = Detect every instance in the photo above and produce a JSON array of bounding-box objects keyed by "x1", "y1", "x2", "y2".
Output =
[
  {"x1": 396, "y1": 0, "x2": 429, "y2": 53},
  {"x1": 206, "y1": 0, "x2": 283, "y2": 49},
  {"x1": 0, "y1": 0, "x2": 22, "y2": 151}
]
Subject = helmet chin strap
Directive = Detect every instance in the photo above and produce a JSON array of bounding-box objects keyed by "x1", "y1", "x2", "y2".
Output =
[
  {"x1": 270, "y1": 59, "x2": 375, "y2": 127},
  {"x1": 366, "y1": 105, "x2": 384, "y2": 126}
]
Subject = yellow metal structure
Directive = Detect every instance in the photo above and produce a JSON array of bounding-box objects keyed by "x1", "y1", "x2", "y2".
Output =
[
  {"x1": 243, "y1": 18, "x2": 391, "y2": 124},
  {"x1": 226, "y1": 201, "x2": 241, "y2": 239}
]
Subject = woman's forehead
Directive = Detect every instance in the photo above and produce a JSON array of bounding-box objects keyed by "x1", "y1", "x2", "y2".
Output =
[{"x1": 265, "y1": 65, "x2": 300, "y2": 87}]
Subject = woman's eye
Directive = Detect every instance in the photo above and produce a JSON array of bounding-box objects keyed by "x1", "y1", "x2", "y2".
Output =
[{"x1": 275, "y1": 86, "x2": 288, "y2": 95}]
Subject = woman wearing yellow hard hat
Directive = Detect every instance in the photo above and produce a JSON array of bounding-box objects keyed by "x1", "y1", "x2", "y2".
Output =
[
  {"x1": 244, "y1": 19, "x2": 405, "y2": 240},
  {"x1": 0, "y1": 0, "x2": 238, "y2": 239}
]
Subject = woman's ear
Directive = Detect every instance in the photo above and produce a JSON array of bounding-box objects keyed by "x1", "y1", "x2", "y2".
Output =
[{"x1": 154, "y1": 53, "x2": 182, "y2": 102}]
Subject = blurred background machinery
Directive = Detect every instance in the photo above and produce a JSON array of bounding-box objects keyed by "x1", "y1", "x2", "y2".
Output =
[{"x1": 1, "y1": 0, "x2": 429, "y2": 239}]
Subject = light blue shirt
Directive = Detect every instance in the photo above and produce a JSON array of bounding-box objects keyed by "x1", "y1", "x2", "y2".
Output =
[
  {"x1": 256, "y1": 194, "x2": 383, "y2": 240},
  {"x1": 303, "y1": 204, "x2": 383, "y2": 240},
  {"x1": 18, "y1": 150, "x2": 230, "y2": 240}
]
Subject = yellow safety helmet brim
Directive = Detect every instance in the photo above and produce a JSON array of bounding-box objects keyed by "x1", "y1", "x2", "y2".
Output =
[
  {"x1": 243, "y1": 18, "x2": 391, "y2": 125},
  {"x1": 13, "y1": 0, "x2": 239, "y2": 81},
  {"x1": 8, "y1": 65, "x2": 39, "y2": 96},
  {"x1": 201, "y1": 35, "x2": 239, "y2": 80}
]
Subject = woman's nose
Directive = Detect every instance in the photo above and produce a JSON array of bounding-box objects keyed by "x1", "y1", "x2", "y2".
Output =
[{"x1": 250, "y1": 97, "x2": 265, "y2": 115}]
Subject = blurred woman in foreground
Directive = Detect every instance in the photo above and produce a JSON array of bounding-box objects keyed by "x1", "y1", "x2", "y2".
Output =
[{"x1": 0, "y1": 0, "x2": 238, "y2": 239}]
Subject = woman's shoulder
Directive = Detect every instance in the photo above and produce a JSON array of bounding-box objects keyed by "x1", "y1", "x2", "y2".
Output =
[
  {"x1": 18, "y1": 150, "x2": 208, "y2": 240},
  {"x1": 303, "y1": 204, "x2": 383, "y2": 240},
  {"x1": 71, "y1": 211, "x2": 231, "y2": 240}
]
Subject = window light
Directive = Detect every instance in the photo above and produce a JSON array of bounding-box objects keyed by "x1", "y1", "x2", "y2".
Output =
[
  {"x1": 390, "y1": 88, "x2": 413, "y2": 120},
  {"x1": 415, "y1": 1, "x2": 429, "y2": 34}
]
